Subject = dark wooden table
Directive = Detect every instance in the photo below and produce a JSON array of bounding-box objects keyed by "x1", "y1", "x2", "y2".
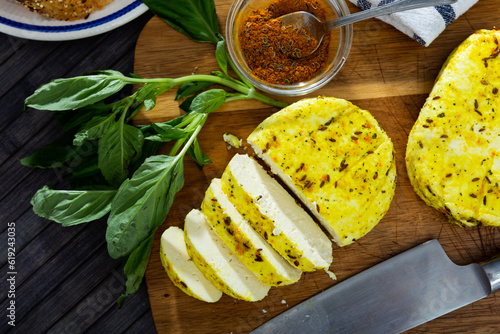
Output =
[{"x1": 0, "y1": 9, "x2": 159, "y2": 333}]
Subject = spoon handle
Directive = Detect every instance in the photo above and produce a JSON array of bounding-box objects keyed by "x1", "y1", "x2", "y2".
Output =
[{"x1": 326, "y1": 0, "x2": 458, "y2": 31}]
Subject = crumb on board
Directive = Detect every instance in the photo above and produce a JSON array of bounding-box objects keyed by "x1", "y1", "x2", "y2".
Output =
[
  {"x1": 223, "y1": 132, "x2": 242, "y2": 149},
  {"x1": 326, "y1": 270, "x2": 337, "y2": 281}
]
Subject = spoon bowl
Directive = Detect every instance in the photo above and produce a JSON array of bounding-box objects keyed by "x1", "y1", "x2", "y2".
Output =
[{"x1": 279, "y1": 0, "x2": 459, "y2": 57}]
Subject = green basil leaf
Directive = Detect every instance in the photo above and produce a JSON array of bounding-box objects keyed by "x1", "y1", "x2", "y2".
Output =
[
  {"x1": 144, "y1": 96, "x2": 157, "y2": 111},
  {"x1": 175, "y1": 81, "x2": 214, "y2": 100},
  {"x1": 134, "y1": 81, "x2": 174, "y2": 111},
  {"x1": 190, "y1": 89, "x2": 227, "y2": 114},
  {"x1": 129, "y1": 140, "x2": 165, "y2": 173},
  {"x1": 179, "y1": 96, "x2": 195, "y2": 113},
  {"x1": 141, "y1": 0, "x2": 220, "y2": 44},
  {"x1": 138, "y1": 114, "x2": 188, "y2": 136},
  {"x1": 70, "y1": 155, "x2": 100, "y2": 179},
  {"x1": 20, "y1": 131, "x2": 79, "y2": 169},
  {"x1": 31, "y1": 185, "x2": 116, "y2": 226},
  {"x1": 70, "y1": 172, "x2": 109, "y2": 190},
  {"x1": 117, "y1": 233, "x2": 154, "y2": 307},
  {"x1": 187, "y1": 138, "x2": 212, "y2": 169},
  {"x1": 153, "y1": 123, "x2": 190, "y2": 138},
  {"x1": 215, "y1": 34, "x2": 228, "y2": 74},
  {"x1": 98, "y1": 121, "x2": 144, "y2": 187},
  {"x1": 73, "y1": 114, "x2": 116, "y2": 146},
  {"x1": 143, "y1": 134, "x2": 171, "y2": 143},
  {"x1": 66, "y1": 140, "x2": 99, "y2": 177},
  {"x1": 106, "y1": 155, "x2": 184, "y2": 259},
  {"x1": 84, "y1": 69, "x2": 126, "y2": 76},
  {"x1": 145, "y1": 122, "x2": 190, "y2": 142},
  {"x1": 134, "y1": 84, "x2": 158, "y2": 111},
  {"x1": 56, "y1": 102, "x2": 112, "y2": 131},
  {"x1": 25, "y1": 71, "x2": 128, "y2": 111}
]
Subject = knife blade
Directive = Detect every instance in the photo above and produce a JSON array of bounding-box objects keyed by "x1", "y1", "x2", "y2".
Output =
[{"x1": 251, "y1": 239, "x2": 500, "y2": 334}]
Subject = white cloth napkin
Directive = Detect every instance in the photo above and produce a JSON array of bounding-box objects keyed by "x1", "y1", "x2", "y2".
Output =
[{"x1": 349, "y1": 0, "x2": 478, "y2": 46}]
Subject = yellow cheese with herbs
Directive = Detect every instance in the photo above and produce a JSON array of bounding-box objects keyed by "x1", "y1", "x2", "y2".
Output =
[
  {"x1": 159, "y1": 226, "x2": 222, "y2": 303},
  {"x1": 201, "y1": 178, "x2": 302, "y2": 286},
  {"x1": 183, "y1": 209, "x2": 270, "y2": 301},
  {"x1": 248, "y1": 97, "x2": 396, "y2": 246},
  {"x1": 221, "y1": 153, "x2": 332, "y2": 272},
  {"x1": 406, "y1": 29, "x2": 500, "y2": 227}
]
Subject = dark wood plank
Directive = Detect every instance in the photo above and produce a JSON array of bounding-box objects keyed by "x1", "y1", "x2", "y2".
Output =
[
  {"x1": 123, "y1": 309, "x2": 157, "y2": 334},
  {"x1": 0, "y1": 9, "x2": 157, "y2": 334},
  {"x1": 0, "y1": 214, "x2": 85, "y2": 288},
  {"x1": 0, "y1": 40, "x2": 61, "y2": 97},
  {"x1": 0, "y1": 122, "x2": 64, "y2": 194},
  {"x1": 10, "y1": 241, "x2": 112, "y2": 334},
  {"x1": 0, "y1": 222, "x2": 102, "y2": 329},
  {"x1": 0, "y1": 34, "x2": 22, "y2": 64},
  {"x1": 0, "y1": 208, "x2": 59, "y2": 268},
  {"x1": 81, "y1": 282, "x2": 155, "y2": 334}
]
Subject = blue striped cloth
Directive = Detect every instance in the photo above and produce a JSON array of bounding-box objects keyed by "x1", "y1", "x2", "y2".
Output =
[{"x1": 349, "y1": 0, "x2": 478, "y2": 46}]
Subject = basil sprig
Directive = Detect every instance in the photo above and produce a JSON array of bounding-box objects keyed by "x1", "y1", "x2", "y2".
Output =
[
  {"x1": 23, "y1": 0, "x2": 287, "y2": 306},
  {"x1": 143, "y1": 0, "x2": 220, "y2": 44}
]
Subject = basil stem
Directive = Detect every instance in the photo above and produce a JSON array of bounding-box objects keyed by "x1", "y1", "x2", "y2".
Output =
[{"x1": 115, "y1": 74, "x2": 286, "y2": 108}]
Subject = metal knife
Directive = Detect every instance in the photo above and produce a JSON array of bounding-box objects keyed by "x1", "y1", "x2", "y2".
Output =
[{"x1": 251, "y1": 239, "x2": 500, "y2": 334}]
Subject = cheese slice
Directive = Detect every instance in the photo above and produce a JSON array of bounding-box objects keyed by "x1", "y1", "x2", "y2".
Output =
[
  {"x1": 406, "y1": 29, "x2": 500, "y2": 227},
  {"x1": 184, "y1": 209, "x2": 270, "y2": 301},
  {"x1": 248, "y1": 97, "x2": 396, "y2": 246},
  {"x1": 221, "y1": 154, "x2": 332, "y2": 272},
  {"x1": 201, "y1": 178, "x2": 302, "y2": 286},
  {"x1": 159, "y1": 226, "x2": 222, "y2": 303}
]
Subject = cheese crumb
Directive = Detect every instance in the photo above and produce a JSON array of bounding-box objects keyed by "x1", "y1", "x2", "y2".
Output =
[
  {"x1": 326, "y1": 270, "x2": 337, "y2": 280},
  {"x1": 223, "y1": 133, "x2": 242, "y2": 149}
]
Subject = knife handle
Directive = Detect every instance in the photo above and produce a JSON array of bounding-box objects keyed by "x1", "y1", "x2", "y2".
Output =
[{"x1": 481, "y1": 255, "x2": 500, "y2": 294}]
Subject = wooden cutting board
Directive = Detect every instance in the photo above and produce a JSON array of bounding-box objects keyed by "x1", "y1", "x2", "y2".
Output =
[{"x1": 134, "y1": 1, "x2": 500, "y2": 333}]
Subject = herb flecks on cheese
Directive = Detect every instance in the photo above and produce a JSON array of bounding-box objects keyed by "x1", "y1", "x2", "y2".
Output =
[
  {"x1": 406, "y1": 29, "x2": 500, "y2": 227},
  {"x1": 184, "y1": 209, "x2": 270, "y2": 301},
  {"x1": 248, "y1": 97, "x2": 396, "y2": 246},
  {"x1": 160, "y1": 226, "x2": 222, "y2": 303},
  {"x1": 221, "y1": 154, "x2": 332, "y2": 272},
  {"x1": 201, "y1": 179, "x2": 302, "y2": 286}
]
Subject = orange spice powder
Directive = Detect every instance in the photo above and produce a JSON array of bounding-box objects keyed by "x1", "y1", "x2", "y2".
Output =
[{"x1": 239, "y1": 0, "x2": 331, "y2": 85}]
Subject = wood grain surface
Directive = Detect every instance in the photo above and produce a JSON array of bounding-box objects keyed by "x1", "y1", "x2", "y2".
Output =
[{"x1": 134, "y1": 1, "x2": 500, "y2": 333}]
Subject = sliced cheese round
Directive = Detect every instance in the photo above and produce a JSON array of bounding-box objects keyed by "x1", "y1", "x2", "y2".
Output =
[
  {"x1": 160, "y1": 226, "x2": 222, "y2": 303},
  {"x1": 184, "y1": 209, "x2": 270, "y2": 301},
  {"x1": 406, "y1": 29, "x2": 500, "y2": 227},
  {"x1": 221, "y1": 153, "x2": 333, "y2": 272},
  {"x1": 247, "y1": 97, "x2": 396, "y2": 246},
  {"x1": 201, "y1": 178, "x2": 302, "y2": 286}
]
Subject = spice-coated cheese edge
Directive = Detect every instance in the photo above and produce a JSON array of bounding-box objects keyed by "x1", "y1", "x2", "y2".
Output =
[
  {"x1": 221, "y1": 153, "x2": 333, "y2": 272},
  {"x1": 159, "y1": 226, "x2": 222, "y2": 303},
  {"x1": 184, "y1": 209, "x2": 270, "y2": 301},
  {"x1": 201, "y1": 178, "x2": 302, "y2": 286}
]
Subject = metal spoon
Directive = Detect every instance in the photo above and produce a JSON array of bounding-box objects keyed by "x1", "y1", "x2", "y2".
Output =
[{"x1": 279, "y1": 0, "x2": 458, "y2": 57}]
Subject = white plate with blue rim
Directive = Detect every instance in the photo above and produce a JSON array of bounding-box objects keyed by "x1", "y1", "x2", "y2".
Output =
[{"x1": 0, "y1": 0, "x2": 149, "y2": 41}]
